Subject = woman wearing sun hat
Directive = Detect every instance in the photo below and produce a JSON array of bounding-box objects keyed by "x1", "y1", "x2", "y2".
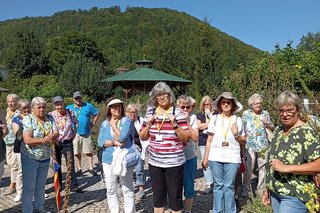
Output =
[
  {"x1": 98, "y1": 98, "x2": 136, "y2": 213},
  {"x1": 202, "y1": 92, "x2": 245, "y2": 213}
]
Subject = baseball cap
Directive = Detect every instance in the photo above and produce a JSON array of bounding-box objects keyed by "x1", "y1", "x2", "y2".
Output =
[
  {"x1": 73, "y1": 91, "x2": 82, "y2": 99},
  {"x1": 52, "y1": 96, "x2": 64, "y2": 104}
]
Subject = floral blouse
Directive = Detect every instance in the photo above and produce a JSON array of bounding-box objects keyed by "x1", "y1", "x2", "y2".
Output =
[
  {"x1": 266, "y1": 124, "x2": 320, "y2": 203},
  {"x1": 22, "y1": 113, "x2": 58, "y2": 161},
  {"x1": 242, "y1": 109, "x2": 273, "y2": 152}
]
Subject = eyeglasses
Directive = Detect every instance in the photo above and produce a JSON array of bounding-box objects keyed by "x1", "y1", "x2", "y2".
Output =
[
  {"x1": 278, "y1": 108, "x2": 296, "y2": 115},
  {"x1": 253, "y1": 102, "x2": 262, "y2": 106},
  {"x1": 129, "y1": 111, "x2": 137, "y2": 114},
  {"x1": 180, "y1": 105, "x2": 191, "y2": 110},
  {"x1": 156, "y1": 94, "x2": 169, "y2": 99},
  {"x1": 221, "y1": 101, "x2": 232, "y2": 105}
]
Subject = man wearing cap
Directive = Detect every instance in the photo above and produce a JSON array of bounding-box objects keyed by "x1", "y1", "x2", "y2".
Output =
[
  {"x1": 66, "y1": 91, "x2": 100, "y2": 176},
  {"x1": 49, "y1": 96, "x2": 82, "y2": 192}
]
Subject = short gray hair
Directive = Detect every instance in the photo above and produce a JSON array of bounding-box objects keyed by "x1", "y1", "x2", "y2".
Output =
[
  {"x1": 176, "y1": 95, "x2": 191, "y2": 106},
  {"x1": 147, "y1": 82, "x2": 175, "y2": 108},
  {"x1": 274, "y1": 91, "x2": 307, "y2": 120},
  {"x1": 31, "y1": 97, "x2": 47, "y2": 109},
  {"x1": 6, "y1": 94, "x2": 20, "y2": 102},
  {"x1": 248, "y1": 93, "x2": 263, "y2": 109},
  {"x1": 18, "y1": 99, "x2": 30, "y2": 110},
  {"x1": 126, "y1": 103, "x2": 140, "y2": 113}
]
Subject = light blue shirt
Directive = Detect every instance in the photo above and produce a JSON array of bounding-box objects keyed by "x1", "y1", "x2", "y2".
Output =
[
  {"x1": 98, "y1": 117, "x2": 134, "y2": 164},
  {"x1": 66, "y1": 102, "x2": 99, "y2": 135},
  {"x1": 242, "y1": 109, "x2": 273, "y2": 152}
]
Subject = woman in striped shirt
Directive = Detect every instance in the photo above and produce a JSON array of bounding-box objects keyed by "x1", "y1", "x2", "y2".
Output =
[{"x1": 140, "y1": 82, "x2": 190, "y2": 213}]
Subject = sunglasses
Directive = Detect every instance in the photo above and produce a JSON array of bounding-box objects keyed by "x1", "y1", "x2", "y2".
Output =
[
  {"x1": 221, "y1": 101, "x2": 232, "y2": 105},
  {"x1": 180, "y1": 105, "x2": 191, "y2": 110}
]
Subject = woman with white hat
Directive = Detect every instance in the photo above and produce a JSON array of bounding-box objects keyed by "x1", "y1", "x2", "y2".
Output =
[
  {"x1": 202, "y1": 92, "x2": 245, "y2": 213},
  {"x1": 98, "y1": 98, "x2": 136, "y2": 213}
]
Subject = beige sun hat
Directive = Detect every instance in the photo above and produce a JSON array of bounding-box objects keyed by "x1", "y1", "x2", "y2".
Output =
[
  {"x1": 107, "y1": 98, "x2": 124, "y2": 108},
  {"x1": 213, "y1": 92, "x2": 243, "y2": 114}
]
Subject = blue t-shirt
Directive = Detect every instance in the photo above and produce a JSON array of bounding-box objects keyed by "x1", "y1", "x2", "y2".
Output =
[{"x1": 66, "y1": 102, "x2": 99, "y2": 135}]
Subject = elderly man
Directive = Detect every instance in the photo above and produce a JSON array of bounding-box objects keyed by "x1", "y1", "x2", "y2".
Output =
[
  {"x1": 49, "y1": 96, "x2": 82, "y2": 192},
  {"x1": 66, "y1": 91, "x2": 100, "y2": 176}
]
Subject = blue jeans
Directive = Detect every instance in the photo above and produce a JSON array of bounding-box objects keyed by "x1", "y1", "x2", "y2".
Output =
[
  {"x1": 135, "y1": 159, "x2": 145, "y2": 186},
  {"x1": 183, "y1": 156, "x2": 197, "y2": 198},
  {"x1": 55, "y1": 141, "x2": 78, "y2": 189},
  {"x1": 210, "y1": 161, "x2": 239, "y2": 213},
  {"x1": 199, "y1": 146, "x2": 213, "y2": 186},
  {"x1": 21, "y1": 152, "x2": 50, "y2": 213},
  {"x1": 270, "y1": 191, "x2": 308, "y2": 213}
]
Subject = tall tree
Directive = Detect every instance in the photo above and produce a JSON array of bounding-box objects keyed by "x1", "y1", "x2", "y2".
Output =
[{"x1": 7, "y1": 31, "x2": 51, "y2": 78}]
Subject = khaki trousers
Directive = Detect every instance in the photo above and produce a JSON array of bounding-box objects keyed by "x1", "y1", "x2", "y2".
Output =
[{"x1": 6, "y1": 145, "x2": 23, "y2": 194}]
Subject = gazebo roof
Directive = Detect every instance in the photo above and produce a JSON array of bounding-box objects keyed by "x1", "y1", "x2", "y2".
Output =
[{"x1": 101, "y1": 67, "x2": 192, "y2": 83}]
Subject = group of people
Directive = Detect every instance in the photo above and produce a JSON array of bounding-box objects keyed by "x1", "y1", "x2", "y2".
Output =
[
  {"x1": 0, "y1": 81, "x2": 319, "y2": 213},
  {"x1": 0, "y1": 91, "x2": 100, "y2": 213}
]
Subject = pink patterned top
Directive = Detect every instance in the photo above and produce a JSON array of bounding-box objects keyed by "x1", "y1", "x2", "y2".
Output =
[{"x1": 49, "y1": 109, "x2": 77, "y2": 141}]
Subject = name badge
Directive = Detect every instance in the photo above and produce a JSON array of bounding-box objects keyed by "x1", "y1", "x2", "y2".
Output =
[
  {"x1": 156, "y1": 134, "x2": 163, "y2": 142},
  {"x1": 203, "y1": 130, "x2": 208, "y2": 134},
  {"x1": 256, "y1": 132, "x2": 261, "y2": 136},
  {"x1": 222, "y1": 141, "x2": 229, "y2": 147}
]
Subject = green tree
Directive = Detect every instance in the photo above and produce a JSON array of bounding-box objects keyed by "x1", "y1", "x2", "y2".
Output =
[
  {"x1": 59, "y1": 54, "x2": 112, "y2": 101},
  {"x1": 46, "y1": 32, "x2": 108, "y2": 75},
  {"x1": 7, "y1": 31, "x2": 51, "y2": 78},
  {"x1": 20, "y1": 75, "x2": 67, "y2": 100}
]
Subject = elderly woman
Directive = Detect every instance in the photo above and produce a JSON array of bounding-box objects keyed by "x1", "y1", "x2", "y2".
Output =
[
  {"x1": 177, "y1": 95, "x2": 199, "y2": 213},
  {"x1": 49, "y1": 96, "x2": 81, "y2": 193},
  {"x1": 197, "y1": 95, "x2": 215, "y2": 194},
  {"x1": 21, "y1": 97, "x2": 59, "y2": 213},
  {"x1": 98, "y1": 98, "x2": 136, "y2": 213},
  {"x1": 126, "y1": 103, "x2": 148, "y2": 200},
  {"x1": 262, "y1": 91, "x2": 320, "y2": 212},
  {"x1": 3, "y1": 94, "x2": 21, "y2": 197},
  {"x1": 0, "y1": 110, "x2": 8, "y2": 195},
  {"x1": 241, "y1": 93, "x2": 274, "y2": 197},
  {"x1": 203, "y1": 92, "x2": 245, "y2": 213},
  {"x1": 11, "y1": 99, "x2": 31, "y2": 202},
  {"x1": 140, "y1": 82, "x2": 190, "y2": 213}
]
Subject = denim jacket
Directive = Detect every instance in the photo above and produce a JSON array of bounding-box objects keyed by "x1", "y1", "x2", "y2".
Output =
[{"x1": 98, "y1": 116, "x2": 134, "y2": 164}]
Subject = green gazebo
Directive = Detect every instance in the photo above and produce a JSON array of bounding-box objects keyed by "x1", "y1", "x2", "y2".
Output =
[{"x1": 101, "y1": 60, "x2": 192, "y2": 99}]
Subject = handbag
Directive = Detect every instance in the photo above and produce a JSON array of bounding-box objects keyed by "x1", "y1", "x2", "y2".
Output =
[
  {"x1": 115, "y1": 119, "x2": 141, "y2": 168},
  {"x1": 265, "y1": 128, "x2": 274, "y2": 143},
  {"x1": 125, "y1": 144, "x2": 141, "y2": 168}
]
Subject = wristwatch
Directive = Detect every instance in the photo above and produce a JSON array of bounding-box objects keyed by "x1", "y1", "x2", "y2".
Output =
[{"x1": 173, "y1": 123, "x2": 179, "y2": 129}]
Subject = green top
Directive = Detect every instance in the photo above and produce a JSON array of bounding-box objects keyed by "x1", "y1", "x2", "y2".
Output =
[{"x1": 266, "y1": 124, "x2": 320, "y2": 203}]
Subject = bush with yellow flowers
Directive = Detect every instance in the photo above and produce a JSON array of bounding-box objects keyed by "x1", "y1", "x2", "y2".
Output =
[{"x1": 304, "y1": 183, "x2": 320, "y2": 213}]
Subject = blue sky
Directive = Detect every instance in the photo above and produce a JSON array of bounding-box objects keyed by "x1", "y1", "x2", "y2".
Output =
[{"x1": 1, "y1": 0, "x2": 319, "y2": 52}]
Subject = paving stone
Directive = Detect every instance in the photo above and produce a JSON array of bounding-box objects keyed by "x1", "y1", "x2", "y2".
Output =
[{"x1": 0, "y1": 154, "x2": 215, "y2": 213}]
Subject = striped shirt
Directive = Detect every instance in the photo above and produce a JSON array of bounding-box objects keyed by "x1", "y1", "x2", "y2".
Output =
[{"x1": 141, "y1": 106, "x2": 188, "y2": 168}]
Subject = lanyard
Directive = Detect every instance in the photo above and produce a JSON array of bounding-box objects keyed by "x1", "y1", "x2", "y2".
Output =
[
  {"x1": 6, "y1": 109, "x2": 16, "y2": 125},
  {"x1": 222, "y1": 114, "x2": 232, "y2": 141},
  {"x1": 74, "y1": 104, "x2": 82, "y2": 118},
  {"x1": 32, "y1": 113, "x2": 52, "y2": 136},
  {"x1": 56, "y1": 110, "x2": 67, "y2": 130},
  {"x1": 254, "y1": 114, "x2": 261, "y2": 129},
  {"x1": 156, "y1": 106, "x2": 171, "y2": 133}
]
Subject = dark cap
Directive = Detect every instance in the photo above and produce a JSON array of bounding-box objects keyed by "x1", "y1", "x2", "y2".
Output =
[
  {"x1": 73, "y1": 91, "x2": 82, "y2": 99},
  {"x1": 52, "y1": 96, "x2": 64, "y2": 104}
]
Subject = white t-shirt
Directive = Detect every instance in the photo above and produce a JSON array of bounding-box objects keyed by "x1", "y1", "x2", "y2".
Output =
[
  {"x1": 134, "y1": 116, "x2": 149, "y2": 161},
  {"x1": 184, "y1": 114, "x2": 198, "y2": 160},
  {"x1": 207, "y1": 114, "x2": 242, "y2": 163}
]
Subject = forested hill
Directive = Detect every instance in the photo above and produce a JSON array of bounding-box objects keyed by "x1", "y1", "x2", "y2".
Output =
[{"x1": 0, "y1": 6, "x2": 263, "y2": 100}]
